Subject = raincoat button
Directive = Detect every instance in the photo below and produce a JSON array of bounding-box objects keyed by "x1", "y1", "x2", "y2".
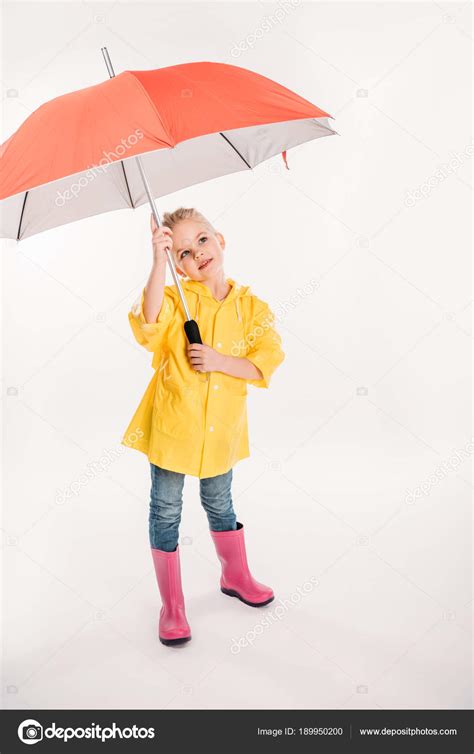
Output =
[
  {"x1": 216, "y1": 342, "x2": 222, "y2": 348},
  {"x1": 209, "y1": 425, "x2": 214, "y2": 432},
  {"x1": 214, "y1": 385, "x2": 219, "y2": 390}
]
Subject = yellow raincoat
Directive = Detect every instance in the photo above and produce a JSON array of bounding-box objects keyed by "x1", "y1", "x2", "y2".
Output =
[{"x1": 121, "y1": 277, "x2": 285, "y2": 478}]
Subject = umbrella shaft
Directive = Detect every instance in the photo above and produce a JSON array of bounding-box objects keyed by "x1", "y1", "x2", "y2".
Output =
[
  {"x1": 134, "y1": 156, "x2": 192, "y2": 321},
  {"x1": 100, "y1": 46, "x2": 192, "y2": 323}
]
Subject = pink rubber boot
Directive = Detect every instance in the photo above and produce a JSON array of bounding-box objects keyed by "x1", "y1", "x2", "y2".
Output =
[
  {"x1": 210, "y1": 522, "x2": 274, "y2": 607},
  {"x1": 151, "y1": 546, "x2": 191, "y2": 645}
]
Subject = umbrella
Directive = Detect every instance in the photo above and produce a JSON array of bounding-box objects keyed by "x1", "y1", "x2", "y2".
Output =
[{"x1": 0, "y1": 48, "x2": 337, "y2": 345}]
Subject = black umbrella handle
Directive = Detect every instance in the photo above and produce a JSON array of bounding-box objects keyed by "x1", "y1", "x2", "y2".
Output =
[
  {"x1": 184, "y1": 319, "x2": 202, "y2": 344},
  {"x1": 184, "y1": 319, "x2": 209, "y2": 381}
]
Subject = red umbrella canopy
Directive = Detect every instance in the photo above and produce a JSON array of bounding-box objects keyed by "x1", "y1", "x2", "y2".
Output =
[{"x1": 0, "y1": 61, "x2": 336, "y2": 239}]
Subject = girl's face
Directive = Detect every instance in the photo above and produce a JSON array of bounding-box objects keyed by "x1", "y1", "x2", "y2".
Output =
[{"x1": 171, "y1": 219, "x2": 225, "y2": 281}]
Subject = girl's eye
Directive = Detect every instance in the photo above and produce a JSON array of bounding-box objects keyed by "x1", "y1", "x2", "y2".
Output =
[{"x1": 180, "y1": 237, "x2": 206, "y2": 259}]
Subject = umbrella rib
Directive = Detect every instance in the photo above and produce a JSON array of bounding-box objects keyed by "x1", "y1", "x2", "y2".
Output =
[
  {"x1": 219, "y1": 133, "x2": 252, "y2": 169},
  {"x1": 120, "y1": 162, "x2": 135, "y2": 208},
  {"x1": 17, "y1": 190, "x2": 28, "y2": 241}
]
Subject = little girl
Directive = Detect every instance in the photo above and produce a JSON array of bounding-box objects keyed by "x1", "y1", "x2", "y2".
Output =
[{"x1": 122, "y1": 207, "x2": 285, "y2": 646}]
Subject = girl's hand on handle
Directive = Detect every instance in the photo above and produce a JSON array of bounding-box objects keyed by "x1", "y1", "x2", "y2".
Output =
[
  {"x1": 187, "y1": 343, "x2": 226, "y2": 374},
  {"x1": 150, "y1": 213, "x2": 173, "y2": 265}
]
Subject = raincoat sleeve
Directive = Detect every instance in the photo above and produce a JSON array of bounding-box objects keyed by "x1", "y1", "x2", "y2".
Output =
[
  {"x1": 128, "y1": 286, "x2": 176, "y2": 352},
  {"x1": 244, "y1": 301, "x2": 285, "y2": 389}
]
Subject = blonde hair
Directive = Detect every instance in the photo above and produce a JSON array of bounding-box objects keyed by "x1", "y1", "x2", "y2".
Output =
[{"x1": 162, "y1": 206, "x2": 215, "y2": 234}]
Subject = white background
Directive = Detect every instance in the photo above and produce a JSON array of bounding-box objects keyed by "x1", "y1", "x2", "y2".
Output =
[{"x1": 1, "y1": 0, "x2": 472, "y2": 710}]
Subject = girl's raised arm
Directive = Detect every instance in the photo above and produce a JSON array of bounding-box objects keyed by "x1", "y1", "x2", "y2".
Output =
[{"x1": 143, "y1": 214, "x2": 173, "y2": 324}]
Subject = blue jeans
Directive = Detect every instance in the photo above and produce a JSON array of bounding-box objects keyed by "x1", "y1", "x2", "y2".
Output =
[{"x1": 149, "y1": 463, "x2": 237, "y2": 552}]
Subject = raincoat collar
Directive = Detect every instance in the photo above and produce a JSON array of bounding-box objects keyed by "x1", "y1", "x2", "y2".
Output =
[
  {"x1": 178, "y1": 276, "x2": 252, "y2": 323},
  {"x1": 180, "y1": 276, "x2": 251, "y2": 303}
]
